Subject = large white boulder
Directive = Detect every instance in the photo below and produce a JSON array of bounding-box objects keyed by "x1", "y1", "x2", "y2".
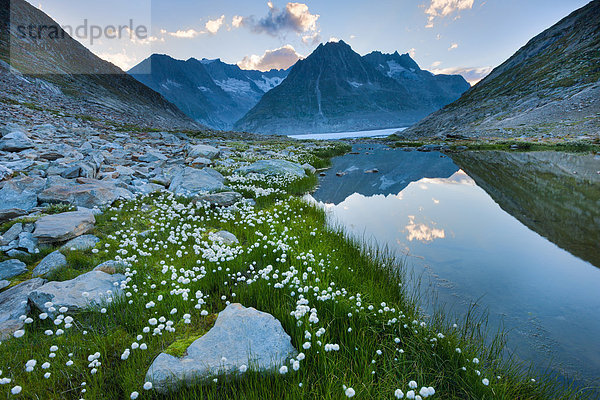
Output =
[
  {"x1": 146, "y1": 303, "x2": 297, "y2": 392},
  {"x1": 29, "y1": 270, "x2": 124, "y2": 317}
]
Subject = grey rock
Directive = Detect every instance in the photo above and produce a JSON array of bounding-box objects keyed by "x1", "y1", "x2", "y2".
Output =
[
  {"x1": 190, "y1": 157, "x2": 212, "y2": 168},
  {"x1": 1, "y1": 223, "x2": 23, "y2": 245},
  {"x1": 0, "y1": 131, "x2": 34, "y2": 152},
  {"x1": 6, "y1": 249, "x2": 28, "y2": 257},
  {"x1": 301, "y1": 163, "x2": 317, "y2": 175},
  {"x1": 0, "y1": 278, "x2": 46, "y2": 339},
  {"x1": 168, "y1": 167, "x2": 225, "y2": 197},
  {"x1": 214, "y1": 231, "x2": 239, "y2": 245},
  {"x1": 0, "y1": 159, "x2": 35, "y2": 171},
  {"x1": 0, "y1": 123, "x2": 23, "y2": 137},
  {"x1": 33, "y1": 210, "x2": 95, "y2": 244},
  {"x1": 29, "y1": 271, "x2": 125, "y2": 317},
  {"x1": 93, "y1": 260, "x2": 125, "y2": 274},
  {"x1": 139, "y1": 150, "x2": 167, "y2": 163},
  {"x1": 0, "y1": 280, "x2": 8, "y2": 290},
  {"x1": 0, "y1": 164, "x2": 13, "y2": 181},
  {"x1": 32, "y1": 250, "x2": 67, "y2": 277},
  {"x1": 61, "y1": 165, "x2": 81, "y2": 179},
  {"x1": 38, "y1": 178, "x2": 133, "y2": 208},
  {"x1": 195, "y1": 192, "x2": 242, "y2": 207},
  {"x1": 146, "y1": 303, "x2": 297, "y2": 392},
  {"x1": 0, "y1": 208, "x2": 27, "y2": 223},
  {"x1": 17, "y1": 232, "x2": 37, "y2": 253},
  {"x1": 187, "y1": 144, "x2": 220, "y2": 160},
  {"x1": 0, "y1": 259, "x2": 27, "y2": 280},
  {"x1": 236, "y1": 159, "x2": 306, "y2": 177},
  {"x1": 61, "y1": 234, "x2": 100, "y2": 251},
  {"x1": 129, "y1": 181, "x2": 164, "y2": 195},
  {"x1": 0, "y1": 183, "x2": 38, "y2": 212}
]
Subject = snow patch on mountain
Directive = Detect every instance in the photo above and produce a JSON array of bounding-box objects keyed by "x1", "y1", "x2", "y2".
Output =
[
  {"x1": 215, "y1": 78, "x2": 252, "y2": 93},
  {"x1": 253, "y1": 76, "x2": 284, "y2": 93}
]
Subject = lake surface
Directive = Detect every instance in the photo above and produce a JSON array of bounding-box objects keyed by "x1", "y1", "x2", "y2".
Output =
[
  {"x1": 308, "y1": 143, "x2": 600, "y2": 392},
  {"x1": 288, "y1": 127, "x2": 405, "y2": 140}
]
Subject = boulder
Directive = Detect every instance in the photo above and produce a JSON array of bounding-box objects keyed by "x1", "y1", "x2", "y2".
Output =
[
  {"x1": 0, "y1": 131, "x2": 34, "y2": 152},
  {"x1": 214, "y1": 231, "x2": 239, "y2": 245},
  {"x1": 190, "y1": 157, "x2": 212, "y2": 168},
  {"x1": 0, "y1": 223, "x2": 23, "y2": 246},
  {"x1": 0, "y1": 164, "x2": 13, "y2": 181},
  {"x1": 93, "y1": 260, "x2": 125, "y2": 274},
  {"x1": 0, "y1": 181, "x2": 39, "y2": 213},
  {"x1": 139, "y1": 150, "x2": 167, "y2": 163},
  {"x1": 32, "y1": 250, "x2": 67, "y2": 277},
  {"x1": 236, "y1": 160, "x2": 306, "y2": 177},
  {"x1": 33, "y1": 210, "x2": 95, "y2": 244},
  {"x1": 301, "y1": 163, "x2": 317, "y2": 175},
  {"x1": 17, "y1": 231, "x2": 37, "y2": 253},
  {"x1": 0, "y1": 259, "x2": 27, "y2": 280},
  {"x1": 29, "y1": 271, "x2": 125, "y2": 317},
  {"x1": 146, "y1": 303, "x2": 296, "y2": 392},
  {"x1": 0, "y1": 278, "x2": 46, "y2": 339},
  {"x1": 168, "y1": 167, "x2": 225, "y2": 197},
  {"x1": 60, "y1": 234, "x2": 100, "y2": 251},
  {"x1": 195, "y1": 192, "x2": 242, "y2": 207},
  {"x1": 38, "y1": 178, "x2": 133, "y2": 208},
  {"x1": 187, "y1": 144, "x2": 220, "y2": 160},
  {"x1": 0, "y1": 208, "x2": 27, "y2": 223}
]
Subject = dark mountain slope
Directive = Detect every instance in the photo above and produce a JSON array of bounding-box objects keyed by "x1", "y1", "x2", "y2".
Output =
[
  {"x1": 0, "y1": 0, "x2": 196, "y2": 130},
  {"x1": 234, "y1": 41, "x2": 469, "y2": 135},
  {"x1": 129, "y1": 56, "x2": 289, "y2": 130},
  {"x1": 399, "y1": 0, "x2": 600, "y2": 140},
  {"x1": 363, "y1": 51, "x2": 469, "y2": 110}
]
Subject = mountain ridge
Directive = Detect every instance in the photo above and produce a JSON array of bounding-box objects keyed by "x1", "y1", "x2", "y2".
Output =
[
  {"x1": 128, "y1": 55, "x2": 289, "y2": 130},
  {"x1": 234, "y1": 40, "x2": 469, "y2": 135},
  {"x1": 0, "y1": 0, "x2": 197, "y2": 130},
  {"x1": 397, "y1": 0, "x2": 600, "y2": 140}
]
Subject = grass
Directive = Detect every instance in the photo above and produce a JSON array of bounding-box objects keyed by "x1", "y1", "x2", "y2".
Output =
[
  {"x1": 387, "y1": 137, "x2": 600, "y2": 153},
  {"x1": 0, "y1": 146, "x2": 592, "y2": 400}
]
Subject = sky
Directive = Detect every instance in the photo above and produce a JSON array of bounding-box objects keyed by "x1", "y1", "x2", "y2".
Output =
[{"x1": 28, "y1": 0, "x2": 590, "y2": 84}]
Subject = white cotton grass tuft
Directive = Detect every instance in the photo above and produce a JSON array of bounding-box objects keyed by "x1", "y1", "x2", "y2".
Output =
[
  {"x1": 395, "y1": 389, "x2": 405, "y2": 398},
  {"x1": 344, "y1": 387, "x2": 356, "y2": 397},
  {"x1": 143, "y1": 381, "x2": 153, "y2": 390}
]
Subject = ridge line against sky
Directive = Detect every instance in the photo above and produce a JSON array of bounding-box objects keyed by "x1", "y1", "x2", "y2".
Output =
[{"x1": 27, "y1": 0, "x2": 590, "y2": 85}]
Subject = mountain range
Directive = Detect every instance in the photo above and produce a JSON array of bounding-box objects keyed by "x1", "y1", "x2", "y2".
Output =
[
  {"x1": 129, "y1": 55, "x2": 288, "y2": 130},
  {"x1": 235, "y1": 42, "x2": 469, "y2": 135},
  {"x1": 399, "y1": 0, "x2": 600, "y2": 140},
  {"x1": 130, "y1": 42, "x2": 469, "y2": 134},
  {"x1": 0, "y1": 0, "x2": 197, "y2": 130}
]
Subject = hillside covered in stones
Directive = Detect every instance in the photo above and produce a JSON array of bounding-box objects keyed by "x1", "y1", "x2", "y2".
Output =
[{"x1": 398, "y1": 0, "x2": 600, "y2": 141}]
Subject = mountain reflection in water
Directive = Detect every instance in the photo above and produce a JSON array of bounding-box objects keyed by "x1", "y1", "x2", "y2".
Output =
[{"x1": 309, "y1": 144, "x2": 600, "y2": 391}]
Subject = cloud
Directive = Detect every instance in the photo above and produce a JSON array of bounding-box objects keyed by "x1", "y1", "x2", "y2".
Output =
[
  {"x1": 431, "y1": 61, "x2": 442, "y2": 67},
  {"x1": 244, "y1": 2, "x2": 320, "y2": 38},
  {"x1": 425, "y1": 0, "x2": 474, "y2": 28},
  {"x1": 205, "y1": 15, "x2": 225, "y2": 35},
  {"x1": 404, "y1": 216, "x2": 445, "y2": 243},
  {"x1": 167, "y1": 28, "x2": 203, "y2": 39},
  {"x1": 328, "y1": 37, "x2": 340, "y2": 43},
  {"x1": 448, "y1": 42, "x2": 458, "y2": 50},
  {"x1": 96, "y1": 50, "x2": 139, "y2": 70},
  {"x1": 238, "y1": 44, "x2": 303, "y2": 71},
  {"x1": 302, "y1": 32, "x2": 321, "y2": 44},
  {"x1": 232, "y1": 15, "x2": 244, "y2": 28},
  {"x1": 431, "y1": 66, "x2": 493, "y2": 85},
  {"x1": 408, "y1": 48, "x2": 416, "y2": 58}
]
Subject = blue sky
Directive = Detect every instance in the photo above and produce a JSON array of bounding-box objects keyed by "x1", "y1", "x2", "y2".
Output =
[{"x1": 29, "y1": 0, "x2": 590, "y2": 83}]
